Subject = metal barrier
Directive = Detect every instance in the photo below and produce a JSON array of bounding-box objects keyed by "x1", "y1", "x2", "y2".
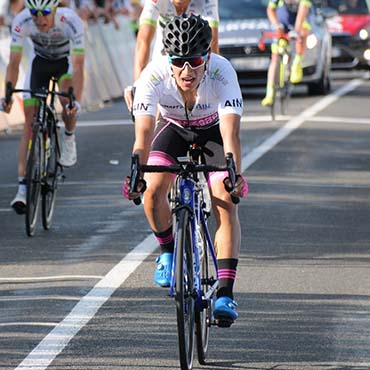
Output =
[{"x1": 0, "y1": 14, "x2": 135, "y2": 131}]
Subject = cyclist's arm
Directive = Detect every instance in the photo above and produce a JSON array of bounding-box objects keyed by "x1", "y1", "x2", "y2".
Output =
[
  {"x1": 295, "y1": 1, "x2": 311, "y2": 33},
  {"x1": 5, "y1": 50, "x2": 22, "y2": 90},
  {"x1": 71, "y1": 53, "x2": 85, "y2": 102},
  {"x1": 219, "y1": 114, "x2": 242, "y2": 173},
  {"x1": 134, "y1": 23, "x2": 156, "y2": 81},
  {"x1": 210, "y1": 26, "x2": 219, "y2": 54},
  {"x1": 2, "y1": 51, "x2": 22, "y2": 112},
  {"x1": 266, "y1": 1, "x2": 280, "y2": 28},
  {"x1": 132, "y1": 114, "x2": 156, "y2": 164}
]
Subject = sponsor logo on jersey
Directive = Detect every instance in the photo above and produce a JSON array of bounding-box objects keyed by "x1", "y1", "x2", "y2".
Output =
[
  {"x1": 210, "y1": 68, "x2": 228, "y2": 86},
  {"x1": 162, "y1": 104, "x2": 184, "y2": 110},
  {"x1": 150, "y1": 74, "x2": 161, "y2": 86},
  {"x1": 224, "y1": 99, "x2": 243, "y2": 108},
  {"x1": 196, "y1": 103, "x2": 211, "y2": 110},
  {"x1": 133, "y1": 102, "x2": 151, "y2": 111}
]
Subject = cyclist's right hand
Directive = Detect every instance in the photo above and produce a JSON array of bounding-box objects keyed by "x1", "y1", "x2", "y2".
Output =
[
  {"x1": 124, "y1": 85, "x2": 134, "y2": 112},
  {"x1": 1, "y1": 97, "x2": 13, "y2": 113},
  {"x1": 122, "y1": 175, "x2": 147, "y2": 201}
]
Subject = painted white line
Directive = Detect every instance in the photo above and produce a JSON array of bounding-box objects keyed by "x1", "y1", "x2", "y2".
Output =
[
  {"x1": 308, "y1": 116, "x2": 370, "y2": 125},
  {"x1": 78, "y1": 119, "x2": 132, "y2": 127},
  {"x1": 241, "y1": 78, "x2": 365, "y2": 172},
  {"x1": 15, "y1": 234, "x2": 157, "y2": 369},
  {"x1": 0, "y1": 275, "x2": 103, "y2": 282},
  {"x1": 0, "y1": 322, "x2": 58, "y2": 328},
  {"x1": 15, "y1": 77, "x2": 365, "y2": 370}
]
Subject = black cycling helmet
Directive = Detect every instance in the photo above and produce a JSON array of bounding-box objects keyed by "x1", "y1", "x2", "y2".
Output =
[{"x1": 163, "y1": 13, "x2": 212, "y2": 57}]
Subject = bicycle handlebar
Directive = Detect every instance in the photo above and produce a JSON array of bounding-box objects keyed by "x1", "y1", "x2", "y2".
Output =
[
  {"x1": 5, "y1": 81, "x2": 75, "y2": 108},
  {"x1": 129, "y1": 151, "x2": 240, "y2": 205},
  {"x1": 258, "y1": 31, "x2": 297, "y2": 51}
]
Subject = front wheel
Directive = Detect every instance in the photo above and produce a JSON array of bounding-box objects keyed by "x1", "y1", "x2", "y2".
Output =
[
  {"x1": 195, "y1": 221, "x2": 216, "y2": 364},
  {"x1": 176, "y1": 208, "x2": 195, "y2": 370},
  {"x1": 25, "y1": 123, "x2": 44, "y2": 237},
  {"x1": 42, "y1": 117, "x2": 60, "y2": 230}
]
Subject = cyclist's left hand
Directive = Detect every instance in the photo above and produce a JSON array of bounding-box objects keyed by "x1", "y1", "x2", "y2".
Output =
[
  {"x1": 233, "y1": 174, "x2": 248, "y2": 198},
  {"x1": 223, "y1": 174, "x2": 248, "y2": 198},
  {"x1": 65, "y1": 101, "x2": 81, "y2": 118}
]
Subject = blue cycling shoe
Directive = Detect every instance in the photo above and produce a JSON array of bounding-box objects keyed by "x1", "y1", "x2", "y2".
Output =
[
  {"x1": 154, "y1": 253, "x2": 173, "y2": 287},
  {"x1": 213, "y1": 296, "x2": 238, "y2": 327}
]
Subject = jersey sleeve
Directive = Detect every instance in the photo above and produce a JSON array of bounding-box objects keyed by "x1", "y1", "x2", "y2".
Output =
[
  {"x1": 139, "y1": 0, "x2": 161, "y2": 27},
  {"x1": 10, "y1": 12, "x2": 29, "y2": 53},
  {"x1": 132, "y1": 63, "x2": 161, "y2": 118},
  {"x1": 210, "y1": 58, "x2": 243, "y2": 117},
  {"x1": 203, "y1": 0, "x2": 219, "y2": 28},
  {"x1": 68, "y1": 12, "x2": 85, "y2": 55},
  {"x1": 268, "y1": 0, "x2": 279, "y2": 9}
]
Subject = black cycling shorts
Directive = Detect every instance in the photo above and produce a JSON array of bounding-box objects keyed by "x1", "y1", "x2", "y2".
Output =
[{"x1": 148, "y1": 120, "x2": 228, "y2": 184}]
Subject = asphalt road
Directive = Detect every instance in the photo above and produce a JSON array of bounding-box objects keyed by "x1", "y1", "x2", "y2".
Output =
[{"x1": 1, "y1": 71, "x2": 370, "y2": 370}]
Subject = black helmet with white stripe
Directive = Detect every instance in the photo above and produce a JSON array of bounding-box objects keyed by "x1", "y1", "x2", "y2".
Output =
[
  {"x1": 163, "y1": 13, "x2": 212, "y2": 57},
  {"x1": 24, "y1": 0, "x2": 59, "y2": 10}
]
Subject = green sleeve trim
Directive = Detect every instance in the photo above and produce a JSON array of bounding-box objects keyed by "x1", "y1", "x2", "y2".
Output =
[
  {"x1": 10, "y1": 45, "x2": 23, "y2": 53},
  {"x1": 268, "y1": 1, "x2": 278, "y2": 9},
  {"x1": 59, "y1": 73, "x2": 72, "y2": 84},
  {"x1": 208, "y1": 20, "x2": 219, "y2": 28},
  {"x1": 72, "y1": 48, "x2": 85, "y2": 55},
  {"x1": 301, "y1": 0, "x2": 312, "y2": 7},
  {"x1": 23, "y1": 98, "x2": 40, "y2": 107},
  {"x1": 140, "y1": 18, "x2": 157, "y2": 27}
]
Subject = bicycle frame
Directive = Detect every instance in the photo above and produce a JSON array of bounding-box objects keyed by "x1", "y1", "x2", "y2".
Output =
[{"x1": 169, "y1": 171, "x2": 219, "y2": 310}]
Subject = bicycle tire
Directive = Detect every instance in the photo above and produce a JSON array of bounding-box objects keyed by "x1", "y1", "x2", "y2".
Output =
[
  {"x1": 195, "y1": 221, "x2": 215, "y2": 364},
  {"x1": 42, "y1": 114, "x2": 59, "y2": 230},
  {"x1": 25, "y1": 123, "x2": 44, "y2": 237},
  {"x1": 176, "y1": 208, "x2": 195, "y2": 370}
]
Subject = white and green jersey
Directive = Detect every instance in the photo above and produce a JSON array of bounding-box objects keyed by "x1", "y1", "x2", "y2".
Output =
[
  {"x1": 10, "y1": 7, "x2": 85, "y2": 60},
  {"x1": 139, "y1": 0, "x2": 218, "y2": 57}
]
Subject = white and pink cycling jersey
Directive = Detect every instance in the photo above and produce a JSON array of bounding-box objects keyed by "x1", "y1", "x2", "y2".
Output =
[
  {"x1": 10, "y1": 7, "x2": 85, "y2": 60},
  {"x1": 133, "y1": 53, "x2": 243, "y2": 128}
]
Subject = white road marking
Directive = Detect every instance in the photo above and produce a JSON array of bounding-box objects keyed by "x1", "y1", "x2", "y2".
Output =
[
  {"x1": 0, "y1": 275, "x2": 103, "y2": 282},
  {"x1": 308, "y1": 116, "x2": 370, "y2": 125},
  {"x1": 15, "y1": 77, "x2": 366, "y2": 369}
]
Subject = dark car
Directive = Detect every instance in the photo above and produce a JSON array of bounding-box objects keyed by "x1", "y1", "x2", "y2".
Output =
[
  {"x1": 218, "y1": 0, "x2": 333, "y2": 95},
  {"x1": 323, "y1": 0, "x2": 370, "y2": 70}
]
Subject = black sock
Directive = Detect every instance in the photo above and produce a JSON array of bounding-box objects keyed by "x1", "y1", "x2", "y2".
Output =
[
  {"x1": 217, "y1": 258, "x2": 238, "y2": 299},
  {"x1": 154, "y1": 226, "x2": 174, "y2": 254}
]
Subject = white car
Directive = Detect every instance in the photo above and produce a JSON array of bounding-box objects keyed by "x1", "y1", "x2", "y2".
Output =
[{"x1": 218, "y1": 0, "x2": 333, "y2": 95}]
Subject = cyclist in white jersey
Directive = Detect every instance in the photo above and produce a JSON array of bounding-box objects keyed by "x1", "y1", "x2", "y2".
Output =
[
  {"x1": 2, "y1": 0, "x2": 85, "y2": 214},
  {"x1": 123, "y1": 14, "x2": 247, "y2": 323},
  {"x1": 124, "y1": 0, "x2": 219, "y2": 111}
]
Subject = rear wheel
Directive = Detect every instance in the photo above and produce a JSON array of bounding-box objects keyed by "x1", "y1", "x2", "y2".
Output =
[
  {"x1": 42, "y1": 116, "x2": 60, "y2": 230},
  {"x1": 195, "y1": 221, "x2": 216, "y2": 365},
  {"x1": 25, "y1": 123, "x2": 43, "y2": 237},
  {"x1": 176, "y1": 208, "x2": 195, "y2": 370}
]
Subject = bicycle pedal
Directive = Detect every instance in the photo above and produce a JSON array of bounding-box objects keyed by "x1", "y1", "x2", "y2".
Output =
[{"x1": 216, "y1": 317, "x2": 234, "y2": 328}]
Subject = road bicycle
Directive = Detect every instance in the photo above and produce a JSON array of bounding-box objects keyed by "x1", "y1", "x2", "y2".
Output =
[
  {"x1": 5, "y1": 79, "x2": 74, "y2": 236},
  {"x1": 259, "y1": 31, "x2": 297, "y2": 121},
  {"x1": 129, "y1": 146, "x2": 239, "y2": 370}
]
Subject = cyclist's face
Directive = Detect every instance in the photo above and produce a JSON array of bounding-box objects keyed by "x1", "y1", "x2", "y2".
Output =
[
  {"x1": 172, "y1": 63, "x2": 206, "y2": 92},
  {"x1": 31, "y1": 10, "x2": 55, "y2": 32},
  {"x1": 171, "y1": 0, "x2": 191, "y2": 10},
  {"x1": 170, "y1": 55, "x2": 208, "y2": 92}
]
